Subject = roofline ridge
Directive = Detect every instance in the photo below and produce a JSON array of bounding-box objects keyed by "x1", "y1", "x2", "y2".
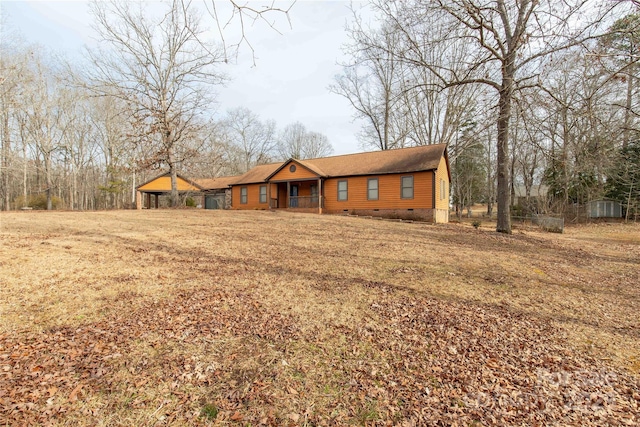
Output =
[{"x1": 303, "y1": 143, "x2": 447, "y2": 162}]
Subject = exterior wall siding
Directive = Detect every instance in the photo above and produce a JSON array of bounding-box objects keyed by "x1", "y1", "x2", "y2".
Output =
[
  {"x1": 231, "y1": 183, "x2": 269, "y2": 209},
  {"x1": 277, "y1": 185, "x2": 287, "y2": 208},
  {"x1": 434, "y1": 156, "x2": 450, "y2": 223},
  {"x1": 270, "y1": 162, "x2": 319, "y2": 181},
  {"x1": 323, "y1": 171, "x2": 434, "y2": 212},
  {"x1": 295, "y1": 181, "x2": 315, "y2": 197},
  {"x1": 435, "y1": 156, "x2": 450, "y2": 211}
]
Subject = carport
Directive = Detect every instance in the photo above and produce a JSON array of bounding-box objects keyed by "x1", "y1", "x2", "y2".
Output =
[
  {"x1": 136, "y1": 172, "x2": 239, "y2": 209},
  {"x1": 136, "y1": 172, "x2": 204, "y2": 209}
]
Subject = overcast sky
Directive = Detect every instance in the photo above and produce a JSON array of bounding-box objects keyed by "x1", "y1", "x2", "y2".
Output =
[{"x1": 1, "y1": 0, "x2": 369, "y2": 155}]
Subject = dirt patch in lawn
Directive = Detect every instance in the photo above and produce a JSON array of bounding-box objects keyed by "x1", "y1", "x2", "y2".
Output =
[{"x1": 0, "y1": 210, "x2": 638, "y2": 426}]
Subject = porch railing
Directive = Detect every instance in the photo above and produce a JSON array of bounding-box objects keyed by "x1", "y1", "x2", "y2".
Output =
[{"x1": 289, "y1": 196, "x2": 322, "y2": 209}]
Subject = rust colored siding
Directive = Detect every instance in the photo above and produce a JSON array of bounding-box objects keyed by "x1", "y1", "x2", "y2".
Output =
[
  {"x1": 435, "y1": 156, "x2": 450, "y2": 211},
  {"x1": 231, "y1": 183, "x2": 269, "y2": 209},
  {"x1": 323, "y1": 171, "x2": 434, "y2": 211},
  {"x1": 278, "y1": 185, "x2": 287, "y2": 208},
  {"x1": 270, "y1": 162, "x2": 319, "y2": 181},
  {"x1": 138, "y1": 176, "x2": 199, "y2": 192},
  {"x1": 296, "y1": 181, "x2": 315, "y2": 197},
  {"x1": 269, "y1": 183, "x2": 278, "y2": 203}
]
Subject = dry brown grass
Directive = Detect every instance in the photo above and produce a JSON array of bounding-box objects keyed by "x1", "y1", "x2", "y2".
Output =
[{"x1": 0, "y1": 210, "x2": 638, "y2": 426}]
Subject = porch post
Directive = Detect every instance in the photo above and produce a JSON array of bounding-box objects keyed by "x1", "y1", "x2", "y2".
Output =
[
  {"x1": 318, "y1": 178, "x2": 322, "y2": 214},
  {"x1": 267, "y1": 182, "x2": 272, "y2": 209},
  {"x1": 286, "y1": 181, "x2": 290, "y2": 209},
  {"x1": 146, "y1": 192, "x2": 151, "y2": 209},
  {"x1": 136, "y1": 191, "x2": 142, "y2": 210},
  {"x1": 155, "y1": 194, "x2": 159, "y2": 209}
]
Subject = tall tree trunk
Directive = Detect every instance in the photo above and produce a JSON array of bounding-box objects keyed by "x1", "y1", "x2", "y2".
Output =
[
  {"x1": 510, "y1": 149, "x2": 516, "y2": 209},
  {"x1": 45, "y1": 152, "x2": 52, "y2": 210},
  {"x1": 131, "y1": 170, "x2": 136, "y2": 208},
  {"x1": 165, "y1": 128, "x2": 179, "y2": 207},
  {"x1": 170, "y1": 164, "x2": 178, "y2": 207},
  {"x1": 486, "y1": 132, "x2": 493, "y2": 217},
  {"x1": 21, "y1": 121, "x2": 27, "y2": 207},
  {"x1": 496, "y1": 62, "x2": 514, "y2": 234},
  {"x1": 168, "y1": 142, "x2": 179, "y2": 207},
  {"x1": 383, "y1": 89, "x2": 390, "y2": 150},
  {"x1": 72, "y1": 167, "x2": 77, "y2": 210},
  {"x1": 2, "y1": 107, "x2": 10, "y2": 210},
  {"x1": 624, "y1": 67, "x2": 633, "y2": 150}
]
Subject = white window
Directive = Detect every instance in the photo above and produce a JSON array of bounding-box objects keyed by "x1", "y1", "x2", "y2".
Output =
[
  {"x1": 240, "y1": 187, "x2": 248, "y2": 204},
  {"x1": 401, "y1": 176, "x2": 413, "y2": 199},
  {"x1": 368, "y1": 178, "x2": 378, "y2": 200},
  {"x1": 337, "y1": 180, "x2": 348, "y2": 201},
  {"x1": 259, "y1": 185, "x2": 267, "y2": 203}
]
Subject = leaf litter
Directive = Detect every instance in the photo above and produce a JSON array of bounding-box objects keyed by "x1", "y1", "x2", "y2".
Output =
[{"x1": 0, "y1": 211, "x2": 638, "y2": 425}]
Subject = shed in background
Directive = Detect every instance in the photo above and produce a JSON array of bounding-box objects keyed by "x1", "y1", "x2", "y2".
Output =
[{"x1": 586, "y1": 200, "x2": 623, "y2": 218}]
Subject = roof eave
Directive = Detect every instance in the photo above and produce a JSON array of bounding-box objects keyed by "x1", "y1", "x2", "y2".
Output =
[{"x1": 136, "y1": 172, "x2": 205, "y2": 192}]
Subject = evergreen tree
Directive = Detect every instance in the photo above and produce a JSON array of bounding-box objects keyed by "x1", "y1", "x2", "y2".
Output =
[{"x1": 606, "y1": 140, "x2": 640, "y2": 220}]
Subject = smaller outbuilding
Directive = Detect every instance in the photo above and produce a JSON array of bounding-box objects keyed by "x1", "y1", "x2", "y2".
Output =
[
  {"x1": 135, "y1": 172, "x2": 238, "y2": 209},
  {"x1": 586, "y1": 200, "x2": 623, "y2": 219}
]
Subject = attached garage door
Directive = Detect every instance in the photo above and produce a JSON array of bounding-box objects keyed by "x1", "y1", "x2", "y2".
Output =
[{"x1": 205, "y1": 195, "x2": 224, "y2": 209}]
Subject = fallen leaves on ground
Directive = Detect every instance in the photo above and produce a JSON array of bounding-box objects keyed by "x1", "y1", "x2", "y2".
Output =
[
  {"x1": 1, "y1": 284, "x2": 638, "y2": 426},
  {"x1": 0, "y1": 211, "x2": 638, "y2": 426}
]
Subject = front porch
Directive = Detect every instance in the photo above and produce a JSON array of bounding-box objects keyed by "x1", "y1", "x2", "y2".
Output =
[{"x1": 269, "y1": 180, "x2": 324, "y2": 212}]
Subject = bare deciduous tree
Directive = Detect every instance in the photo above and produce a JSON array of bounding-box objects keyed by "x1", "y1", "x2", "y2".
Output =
[
  {"x1": 277, "y1": 122, "x2": 333, "y2": 160},
  {"x1": 0, "y1": 27, "x2": 29, "y2": 210},
  {"x1": 331, "y1": 13, "x2": 407, "y2": 151},
  {"x1": 199, "y1": 0, "x2": 296, "y2": 64},
  {"x1": 333, "y1": 2, "x2": 493, "y2": 174},
  {"x1": 303, "y1": 131, "x2": 333, "y2": 159},
  {"x1": 86, "y1": 0, "x2": 226, "y2": 206},
  {"x1": 366, "y1": 0, "x2": 623, "y2": 233},
  {"x1": 222, "y1": 107, "x2": 276, "y2": 173},
  {"x1": 21, "y1": 54, "x2": 74, "y2": 211}
]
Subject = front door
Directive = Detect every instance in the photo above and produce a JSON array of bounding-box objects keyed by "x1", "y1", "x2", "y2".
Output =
[{"x1": 290, "y1": 185, "x2": 299, "y2": 208}]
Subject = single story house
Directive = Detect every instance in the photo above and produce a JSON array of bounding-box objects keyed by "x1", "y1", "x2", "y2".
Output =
[
  {"x1": 136, "y1": 144, "x2": 451, "y2": 223},
  {"x1": 230, "y1": 144, "x2": 450, "y2": 223}
]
